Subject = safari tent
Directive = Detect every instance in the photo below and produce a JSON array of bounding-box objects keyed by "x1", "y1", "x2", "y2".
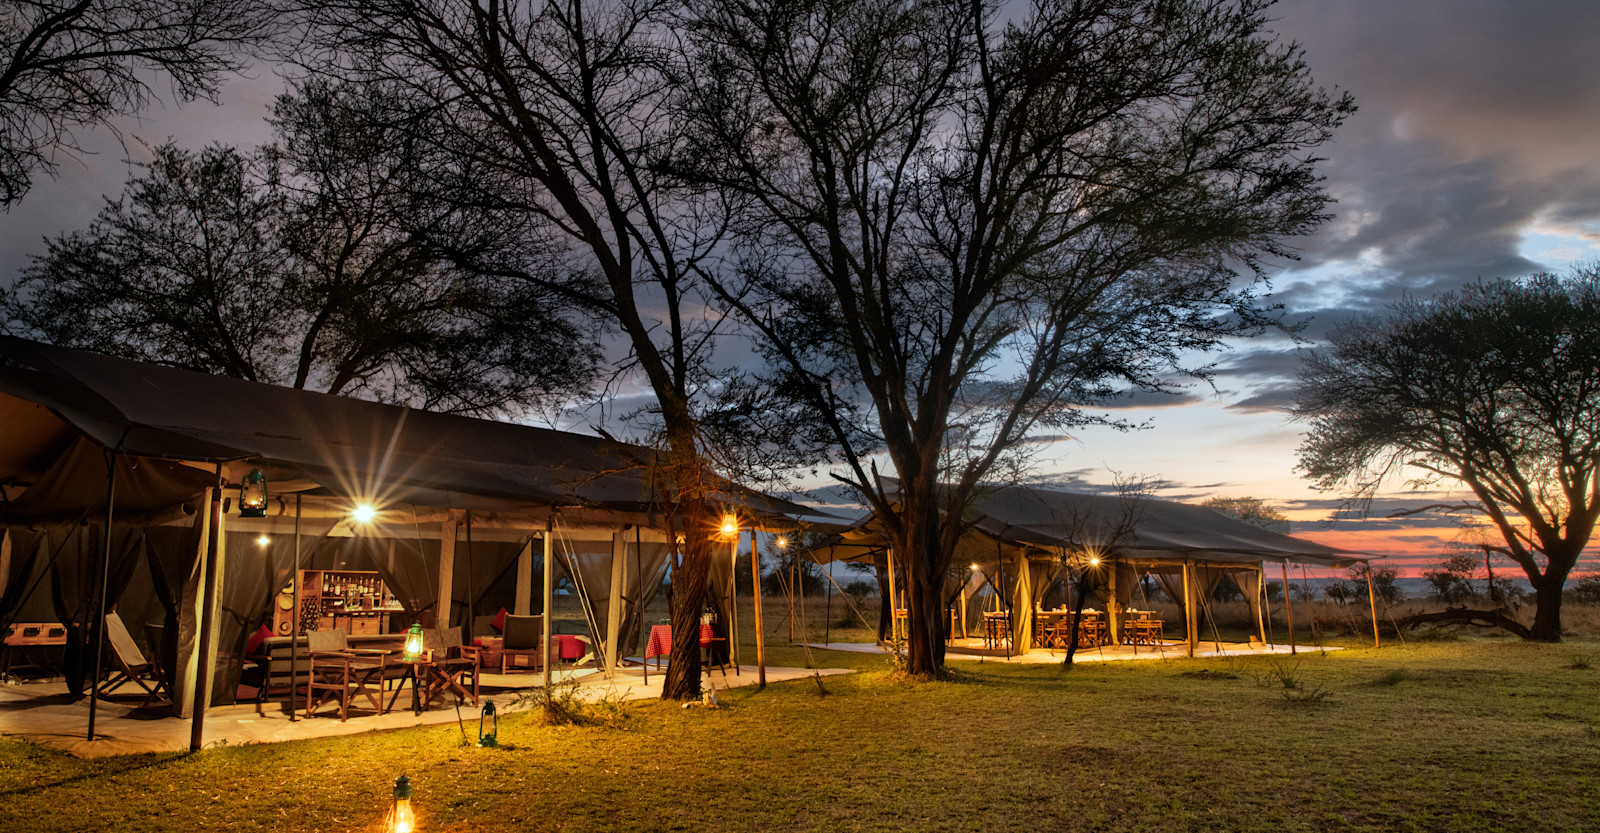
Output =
[
  {"x1": 808, "y1": 482, "x2": 1370, "y2": 655},
  {"x1": 0, "y1": 337, "x2": 823, "y2": 741}
]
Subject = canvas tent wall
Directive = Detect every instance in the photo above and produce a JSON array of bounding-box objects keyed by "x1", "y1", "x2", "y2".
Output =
[
  {"x1": 0, "y1": 337, "x2": 824, "y2": 728},
  {"x1": 805, "y1": 482, "x2": 1367, "y2": 652}
]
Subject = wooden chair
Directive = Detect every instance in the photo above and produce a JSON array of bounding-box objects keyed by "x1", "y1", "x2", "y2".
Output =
[
  {"x1": 423, "y1": 628, "x2": 481, "y2": 706},
  {"x1": 304, "y1": 629, "x2": 390, "y2": 721},
  {"x1": 499, "y1": 615, "x2": 544, "y2": 674},
  {"x1": 96, "y1": 612, "x2": 169, "y2": 707}
]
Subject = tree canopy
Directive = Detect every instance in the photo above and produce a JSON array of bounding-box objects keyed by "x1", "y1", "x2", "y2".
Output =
[
  {"x1": 1295, "y1": 266, "x2": 1600, "y2": 641},
  {"x1": 683, "y1": 0, "x2": 1352, "y2": 672},
  {"x1": 0, "y1": 0, "x2": 280, "y2": 207},
  {"x1": 1, "y1": 80, "x2": 599, "y2": 416}
]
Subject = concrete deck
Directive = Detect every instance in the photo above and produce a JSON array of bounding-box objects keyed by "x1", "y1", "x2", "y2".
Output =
[{"x1": 0, "y1": 661, "x2": 854, "y2": 758}]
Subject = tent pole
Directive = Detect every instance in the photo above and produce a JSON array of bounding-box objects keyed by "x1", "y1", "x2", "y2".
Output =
[
  {"x1": 1182, "y1": 560, "x2": 1195, "y2": 659},
  {"x1": 1281, "y1": 561, "x2": 1296, "y2": 655},
  {"x1": 885, "y1": 548, "x2": 899, "y2": 644},
  {"x1": 289, "y1": 494, "x2": 302, "y2": 721},
  {"x1": 750, "y1": 529, "x2": 765, "y2": 688},
  {"x1": 728, "y1": 533, "x2": 739, "y2": 674},
  {"x1": 824, "y1": 551, "x2": 832, "y2": 647},
  {"x1": 1366, "y1": 564, "x2": 1381, "y2": 648},
  {"x1": 190, "y1": 479, "x2": 224, "y2": 752},
  {"x1": 606, "y1": 530, "x2": 625, "y2": 679},
  {"x1": 1255, "y1": 564, "x2": 1267, "y2": 645},
  {"x1": 465, "y1": 511, "x2": 476, "y2": 641},
  {"x1": 87, "y1": 449, "x2": 117, "y2": 742},
  {"x1": 542, "y1": 518, "x2": 553, "y2": 689},
  {"x1": 437, "y1": 512, "x2": 457, "y2": 631}
]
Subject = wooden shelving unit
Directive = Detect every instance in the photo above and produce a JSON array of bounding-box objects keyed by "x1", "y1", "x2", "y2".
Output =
[{"x1": 271, "y1": 570, "x2": 403, "y2": 637}]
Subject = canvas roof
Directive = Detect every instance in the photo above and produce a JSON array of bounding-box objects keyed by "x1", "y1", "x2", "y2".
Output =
[
  {"x1": 0, "y1": 337, "x2": 830, "y2": 527},
  {"x1": 806, "y1": 481, "x2": 1364, "y2": 568}
]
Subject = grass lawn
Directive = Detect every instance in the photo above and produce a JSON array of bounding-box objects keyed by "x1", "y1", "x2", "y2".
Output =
[{"x1": 3, "y1": 632, "x2": 1599, "y2": 832}]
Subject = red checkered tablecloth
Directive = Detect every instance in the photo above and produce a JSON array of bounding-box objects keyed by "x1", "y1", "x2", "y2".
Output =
[{"x1": 645, "y1": 624, "x2": 715, "y2": 659}]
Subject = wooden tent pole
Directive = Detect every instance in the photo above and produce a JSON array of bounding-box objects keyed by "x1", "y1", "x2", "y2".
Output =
[
  {"x1": 1281, "y1": 561, "x2": 1296, "y2": 655},
  {"x1": 750, "y1": 529, "x2": 765, "y2": 688},
  {"x1": 1365, "y1": 564, "x2": 1381, "y2": 648},
  {"x1": 606, "y1": 530, "x2": 625, "y2": 679},
  {"x1": 289, "y1": 494, "x2": 302, "y2": 721},
  {"x1": 87, "y1": 449, "x2": 117, "y2": 742},
  {"x1": 1182, "y1": 560, "x2": 1195, "y2": 658},
  {"x1": 728, "y1": 533, "x2": 739, "y2": 674},
  {"x1": 885, "y1": 548, "x2": 899, "y2": 644},
  {"x1": 542, "y1": 518, "x2": 554, "y2": 689},
  {"x1": 189, "y1": 479, "x2": 224, "y2": 752}
]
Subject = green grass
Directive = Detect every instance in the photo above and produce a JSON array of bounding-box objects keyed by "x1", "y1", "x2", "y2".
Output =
[{"x1": 4, "y1": 637, "x2": 1600, "y2": 832}]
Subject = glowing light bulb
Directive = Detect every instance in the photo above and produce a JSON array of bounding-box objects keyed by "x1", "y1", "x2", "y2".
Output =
[
  {"x1": 719, "y1": 515, "x2": 737, "y2": 539},
  {"x1": 1088, "y1": 556, "x2": 1101, "y2": 567},
  {"x1": 256, "y1": 535, "x2": 270, "y2": 547},
  {"x1": 776, "y1": 536, "x2": 788, "y2": 550},
  {"x1": 352, "y1": 503, "x2": 377, "y2": 524}
]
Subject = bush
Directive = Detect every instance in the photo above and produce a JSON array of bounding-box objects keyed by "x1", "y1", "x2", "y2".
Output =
[{"x1": 1567, "y1": 573, "x2": 1600, "y2": 605}]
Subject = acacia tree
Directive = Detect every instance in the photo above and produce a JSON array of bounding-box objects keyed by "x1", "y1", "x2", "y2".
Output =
[
  {"x1": 1202, "y1": 496, "x2": 1291, "y2": 532},
  {"x1": 0, "y1": 0, "x2": 280, "y2": 206},
  {"x1": 1, "y1": 80, "x2": 598, "y2": 415},
  {"x1": 1295, "y1": 268, "x2": 1600, "y2": 641},
  {"x1": 683, "y1": 0, "x2": 1352, "y2": 673},
  {"x1": 295, "y1": 0, "x2": 753, "y2": 699}
]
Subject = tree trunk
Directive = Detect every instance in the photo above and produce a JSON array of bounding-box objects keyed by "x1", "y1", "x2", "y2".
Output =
[
  {"x1": 663, "y1": 498, "x2": 711, "y2": 700},
  {"x1": 896, "y1": 488, "x2": 948, "y2": 675},
  {"x1": 1528, "y1": 583, "x2": 1564, "y2": 642}
]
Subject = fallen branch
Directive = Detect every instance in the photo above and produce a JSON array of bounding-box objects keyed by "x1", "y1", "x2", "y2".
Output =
[{"x1": 1397, "y1": 608, "x2": 1533, "y2": 640}]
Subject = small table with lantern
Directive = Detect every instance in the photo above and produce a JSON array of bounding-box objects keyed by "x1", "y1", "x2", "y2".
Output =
[{"x1": 384, "y1": 625, "x2": 429, "y2": 715}]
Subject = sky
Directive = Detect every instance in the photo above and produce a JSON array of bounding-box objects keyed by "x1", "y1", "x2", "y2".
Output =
[{"x1": 3, "y1": 1, "x2": 1598, "y2": 581}]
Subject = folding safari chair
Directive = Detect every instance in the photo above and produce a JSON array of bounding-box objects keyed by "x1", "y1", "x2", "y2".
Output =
[
  {"x1": 422, "y1": 628, "x2": 481, "y2": 706},
  {"x1": 304, "y1": 629, "x2": 391, "y2": 721},
  {"x1": 96, "y1": 612, "x2": 169, "y2": 708}
]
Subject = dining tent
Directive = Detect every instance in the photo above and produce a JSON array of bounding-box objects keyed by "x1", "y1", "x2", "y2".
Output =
[
  {"x1": 0, "y1": 337, "x2": 826, "y2": 742},
  {"x1": 805, "y1": 481, "x2": 1370, "y2": 655}
]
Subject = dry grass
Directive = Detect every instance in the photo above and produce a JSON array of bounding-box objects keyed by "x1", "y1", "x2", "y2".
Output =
[{"x1": 4, "y1": 629, "x2": 1600, "y2": 832}]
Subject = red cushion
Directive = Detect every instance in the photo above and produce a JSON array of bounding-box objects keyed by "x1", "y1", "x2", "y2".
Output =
[
  {"x1": 244, "y1": 623, "x2": 273, "y2": 656},
  {"x1": 490, "y1": 607, "x2": 508, "y2": 633}
]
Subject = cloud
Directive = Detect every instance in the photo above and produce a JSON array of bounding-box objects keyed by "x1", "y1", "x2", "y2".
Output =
[{"x1": 1263, "y1": 0, "x2": 1600, "y2": 313}]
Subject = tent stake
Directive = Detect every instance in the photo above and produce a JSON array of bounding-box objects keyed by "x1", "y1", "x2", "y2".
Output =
[{"x1": 87, "y1": 449, "x2": 117, "y2": 742}]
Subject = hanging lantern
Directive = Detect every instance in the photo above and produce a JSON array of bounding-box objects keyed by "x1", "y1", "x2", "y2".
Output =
[
  {"x1": 384, "y1": 775, "x2": 416, "y2": 833},
  {"x1": 238, "y1": 469, "x2": 268, "y2": 518},
  {"x1": 402, "y1": 623, "x2": 425, "y2": 663},
  {"x1": 478, "y1": 699, "x2": 498, "y2": 748},
  {"x1": 718, "y1": 514, "x2": 738, "y2": 541}
]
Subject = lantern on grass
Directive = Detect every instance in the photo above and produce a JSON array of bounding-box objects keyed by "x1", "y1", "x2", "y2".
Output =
[
  {"x1": 238, "y1": 469, "x2": 268, "y2": 518},
  {"x1": 384, "y1": 775, "x2": 416, "y2": 833},
  {"x1": 478, "y1": 699, "x2": 498, "y2": 748},
  {"x1": 402, "y1": 623, "x2": 425, "y2": 663}
]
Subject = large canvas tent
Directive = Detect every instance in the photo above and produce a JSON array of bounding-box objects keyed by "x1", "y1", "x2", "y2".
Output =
[
  {"x1": 807, "y1": 481, "x2": 1369, "y2": 655},
  {"x1": 0, "y1": 337, "x2": 825, "y2": 740}
]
